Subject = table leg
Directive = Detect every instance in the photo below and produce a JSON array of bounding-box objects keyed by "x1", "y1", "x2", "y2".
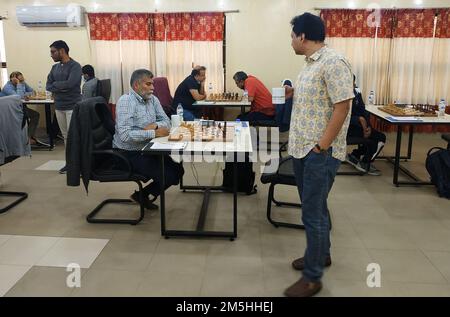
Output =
[
  {"x1": 44, "y1": 103, "x2": 54, "y2": 149},
  {"x1": 160, "y1": 155, "x2": 166, "y2": 237},
  {"x1": 393, "y1": 126, "x2": 403, "y2": 186}
]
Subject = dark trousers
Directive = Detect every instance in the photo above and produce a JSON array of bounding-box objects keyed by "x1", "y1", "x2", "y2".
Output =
[
  {"x1": 123, "y1": 152, "x2": 183, "y2": 198},
  {"x1": 237, "y1": 111, "x2": 275, "y2": 122},
  {"x1": 26, "y1": 107, "x2": 40, "y2": 139},
  {"x1": 348, "y1": 126, "x2": 386, "y2": 163}
]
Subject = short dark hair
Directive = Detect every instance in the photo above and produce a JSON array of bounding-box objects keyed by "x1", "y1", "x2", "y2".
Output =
[
  {"x1": 9, "y1": 71, "x2": 23, "y2": 79},
  {"x1": 290, "y1": 13, "x2": 326, "y2": 42},
  {"x1": 50, "y1": 40, "x2": 70, "y2": 54},
  {"x1": 82, "y1": 65, "x2": 95, "y2": 78},
  {"x1": 233, "y1": 71, "x2": 248, "y2": 82},
  {"x1": 191, "y1": 66, "x2": 206, "y2": 77},
  {"x1": 130, "y1": 69, "x2": 154, "y2": 87}
]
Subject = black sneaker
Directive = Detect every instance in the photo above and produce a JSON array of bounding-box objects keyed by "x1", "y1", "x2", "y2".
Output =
[
  {"x1": 130, "y1": 191, "x2": 158, "y2": 210},
  {"x1": 59, "y1": 165, "x2": 68, "y2": 174}
]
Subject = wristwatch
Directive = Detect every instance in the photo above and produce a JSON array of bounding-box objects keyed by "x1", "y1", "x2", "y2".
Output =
[{"x1": 314, "y1": 144, "x2": 327, "y2": 154}]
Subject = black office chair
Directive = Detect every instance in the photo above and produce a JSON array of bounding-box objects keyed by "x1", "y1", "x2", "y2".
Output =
[
  {"x1": 96, "y1": 79, "x2": 111, "y2": 103},
  {"x1": 67, "y1": 97, "x2": 148, "y2": 225},
  {"x1": 442, "y1": 134, "x2": 450, "y2": 150},
  {"x1": 0, "y1": 156, "x2": 28, "y2": 214},
  {"x1": 0, "y1": 96, "x2": 30, "y2": 213},
  {"x1": 260, "y1": 156, "x2": 304, "y2": 229}
]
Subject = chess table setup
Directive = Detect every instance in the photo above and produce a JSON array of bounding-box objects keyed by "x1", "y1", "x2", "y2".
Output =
[
  {"x1": 379, "y1": 104, "x2": 438, "y2": 117},
  {"x1": 168, "y1": 121, "x2": 235, "y2": 142},
  {"x1": 206, "y1": 92, "x2": 242, "y2": 102}
]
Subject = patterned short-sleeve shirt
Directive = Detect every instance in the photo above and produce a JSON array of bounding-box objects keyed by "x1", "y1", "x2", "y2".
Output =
[{"x1": 288, "y1": 46, "x2": 354, "y2": 161}]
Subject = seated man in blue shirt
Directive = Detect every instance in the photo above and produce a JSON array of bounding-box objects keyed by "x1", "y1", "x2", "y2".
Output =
[
  {"x1": 0, "y1": 71, "x2": 46, "y2": 146},
  {"x1": 172, "y1": 66, "x2": 207, "y2": 121},
  {"x1": 113, "y1": 69, "x2": 183, "y2": 209}
]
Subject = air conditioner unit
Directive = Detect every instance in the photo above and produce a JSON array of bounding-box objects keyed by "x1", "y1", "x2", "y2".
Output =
[{"x1": 16, "y1": 5, "x2": 85, "y2": 27}]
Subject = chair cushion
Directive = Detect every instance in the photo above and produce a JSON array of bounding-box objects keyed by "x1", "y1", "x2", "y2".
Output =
[
  {"x1": 261, "y1": 157, "x2": 297, "y2": 186},
  {"x1": 92, "y1": 169, "x2": 149, "y2": 183},
  {"x1": 347, "y1": 136, "x2": 372, "y2": 145}
]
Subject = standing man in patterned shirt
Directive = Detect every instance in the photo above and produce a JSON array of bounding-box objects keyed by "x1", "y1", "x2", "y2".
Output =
[
  {"x1": 113, "y1": 69, "x2": 183, "y2": 210},
  {"x1": 284, "y1": 13, "x2": 354, "y2": 297}
]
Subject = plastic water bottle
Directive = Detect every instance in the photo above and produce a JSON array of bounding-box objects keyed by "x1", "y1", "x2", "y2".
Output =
[
  {"x1": 439, "y1": 99, "x2": 446, "y2": 117},
  {"x1": 243, "y1": 90, "x2": 248, "y2": 102},
  {"x1": 368, "y1": 90, "x2": 375, "y2": 105},
  {"x1": 38, "y1": 81, "x2": 43, "y2": 94},
  {"x1": 176, "y1": 103, "x2": 184, "y2": 122},
  {"x1": 208, "y1": 82, "x2": 213, "y2": 96},
  {"x1": 235, "y1": 119, "x2": 242, "y2": 135}
]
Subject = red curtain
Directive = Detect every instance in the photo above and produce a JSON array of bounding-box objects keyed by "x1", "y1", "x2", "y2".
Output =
[
  {"x1": 88, "y1": 13, "x2": 120, "y2": 41},
  {"x1": 322, "y1": 8, "x2": 450, "y2": 133}
]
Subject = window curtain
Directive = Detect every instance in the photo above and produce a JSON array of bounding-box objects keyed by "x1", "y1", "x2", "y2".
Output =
[
  {"x1": 321, "y1": 8, "x2": 450, "y2": 133},
  {"x1": 88, "y1": 12, "x2": 225, "y2": 115}
]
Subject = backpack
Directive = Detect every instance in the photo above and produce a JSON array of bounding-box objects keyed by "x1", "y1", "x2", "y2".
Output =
[
  {"x1": 222, "y1": 155, "x2": 257, "y2": 195},
  {"x1": 425, "y1": 147, "x2": 450, "y2": 199}
]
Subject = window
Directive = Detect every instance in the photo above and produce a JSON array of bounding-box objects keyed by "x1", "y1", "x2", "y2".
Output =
[{"x1": 0, "y1": 19, "x2": 8, "y2": 87}]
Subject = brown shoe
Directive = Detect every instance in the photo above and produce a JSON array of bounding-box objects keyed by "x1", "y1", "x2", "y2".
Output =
[
  {"x1": 292, "y1": 256, "x2": 332, "y2": 271},
  {"x1": 284, "y1": 277, "x2": 322, "y2": 297}
]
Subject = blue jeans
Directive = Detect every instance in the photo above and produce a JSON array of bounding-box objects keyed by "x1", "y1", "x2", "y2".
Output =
[
  {"x1": 183, "y1": 109, "x2": 198, "y2": 121},
  {"x1": 292, "y1": 149, "x2": 341, "y2": 283}
]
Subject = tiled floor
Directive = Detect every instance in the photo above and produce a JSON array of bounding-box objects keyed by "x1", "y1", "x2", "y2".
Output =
[{"x1": 0, "y1": 133, "x2": 450, "y2": 297}]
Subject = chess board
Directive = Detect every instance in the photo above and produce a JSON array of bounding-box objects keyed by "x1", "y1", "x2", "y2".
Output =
[
  {"x1": 169, "y1": 121, "x2": 235, "y2": 142},
  {"x1": 206, "y1": 93, "x2": 242, "y2": 102},
  {"x1": 27, "y1": 93, "x2": 48, "y2": 100},
  {"x1": 379, "y1": 104, "x2": 438, "y2": 117}
]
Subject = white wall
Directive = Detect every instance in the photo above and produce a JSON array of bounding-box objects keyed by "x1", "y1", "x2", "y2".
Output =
[{"x1": 2, "y1": 0, "x2": 448, "y2": 94}]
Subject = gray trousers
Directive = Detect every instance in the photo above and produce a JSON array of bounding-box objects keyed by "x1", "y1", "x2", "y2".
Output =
[{"x1": 26, "y1": 107, "x2": 40, "y2": 139}]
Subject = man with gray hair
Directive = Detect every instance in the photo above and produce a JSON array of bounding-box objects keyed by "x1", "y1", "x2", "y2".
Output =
[{"x1": 113, "y1": 69, "x2": 183, "y2": 210}]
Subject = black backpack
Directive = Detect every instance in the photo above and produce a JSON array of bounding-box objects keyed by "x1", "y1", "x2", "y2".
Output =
[
  {"x1": 426, "y1": 147, "x2": 450, "y2": 199},
  {"x1": 222, "y1": 155, "x2": 257, "y2": 195}
]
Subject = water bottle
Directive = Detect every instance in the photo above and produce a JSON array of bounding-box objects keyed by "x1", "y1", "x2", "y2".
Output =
[
  {"x1": 176, "y1": 103, "x2": 184, "y2": 122},
  {"x1": 439, "y1": 99, "x2": 446, "y2": 117},
  {"x1": 208, "y1": 82, "x2": 213, "y2": 96},
  {"x1": 235, "y1": 119, "x2": 242, "y2": 135},
  {"x1": 243, "y1": 90, "x2": 248, "y2": 102},
  {"x1": 368, "y1": 90, "x2": 375, "y2": 105}
]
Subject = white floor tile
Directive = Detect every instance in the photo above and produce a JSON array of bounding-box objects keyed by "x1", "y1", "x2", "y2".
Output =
[
  {"x1": 35, "y1": 160, "x2": 66, "y2": 171},
  {"x1": 0, "y1": 235, "x2": 11, "y2": 247},
  {"x1": 36, "y1": 237, "x2": 109, "y2": 269},
  {"x1": 0, "y1": 265, "x2": 32, "y2": 297},
  {"x1": 0, "y1": 235, "x2": 59, "y2": 265}
]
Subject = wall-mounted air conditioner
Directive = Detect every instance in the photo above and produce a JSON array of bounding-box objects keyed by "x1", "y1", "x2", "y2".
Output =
[{"x1": 16, "y1": 5, "x2": 85, "y2": 27}]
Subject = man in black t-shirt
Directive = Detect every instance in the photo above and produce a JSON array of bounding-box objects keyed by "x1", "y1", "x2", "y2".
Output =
[{"x1": 172, "y1": 66, "x2": 207, "y2": 120}]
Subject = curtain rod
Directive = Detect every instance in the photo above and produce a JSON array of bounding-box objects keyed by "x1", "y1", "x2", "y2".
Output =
[
  {"x1": 314, "y1": 7, "x2": 450, "y2": 10},
  {"x1": 85, "y1": 10, "x2": 239, "y2": 14}
]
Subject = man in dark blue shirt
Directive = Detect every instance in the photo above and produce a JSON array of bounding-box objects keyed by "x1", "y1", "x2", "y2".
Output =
[
  {"x1": 346, "y1": 75, "x2": 386, "y2": 175},
  {"x1": 172, "y1": 66, "x2": 207, "y2": 120}
]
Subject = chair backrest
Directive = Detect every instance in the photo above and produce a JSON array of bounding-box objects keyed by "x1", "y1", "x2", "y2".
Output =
[
  {"x1": 0, "y1": 95, "x2": 30, "y2": 165},
  {"x1": 96, "y1": 79, "x2": 111, "y2": 103},
  {"x1": 92, "y1": 99, "x2": 115, "y2": 151},
  {"x1": 153, "y1": 77, "x2": 174, "y2": 116}
]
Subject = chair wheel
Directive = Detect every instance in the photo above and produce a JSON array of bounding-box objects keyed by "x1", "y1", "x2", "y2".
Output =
[
  {"x1": 275, "y1": 203, "x2": 281, "y2": 207},
  {"x1": 229, "y1": 238, "x2": 235, "y2": 241},
  {"x1": 164, "y1": 236, "x2": 170, "y2": 239}
]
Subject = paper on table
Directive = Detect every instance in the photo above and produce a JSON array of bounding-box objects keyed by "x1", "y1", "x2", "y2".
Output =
[
  {"x1": 150, "y1": 142, "x2": 187, "y2": 150},
  {"x1": 387, "y1": 116, "x2": 423, "y2": 121}
]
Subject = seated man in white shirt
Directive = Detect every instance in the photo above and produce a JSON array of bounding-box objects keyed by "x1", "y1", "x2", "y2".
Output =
[{"x1": 112, "y1": 69, "x2": 184, "y2": 210}]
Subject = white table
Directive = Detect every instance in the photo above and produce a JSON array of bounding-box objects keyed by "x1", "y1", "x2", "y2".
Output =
[
  {"x1": 22, "y1": 99, "x2": 55, "y2": 149},
  {"x1": 366, "y1": 105, "x2": 450, "y2": 186},
  {"x1": 141, "y1": 122, "x2": 253, "y2": 240},
  {"x1": 194, "y1": 100, "x2": 252, "y2": 115}
]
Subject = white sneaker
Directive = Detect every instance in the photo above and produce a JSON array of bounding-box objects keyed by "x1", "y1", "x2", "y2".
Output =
[{"x1": 371, "y1": 141, "x2": 385, "y2": 161}]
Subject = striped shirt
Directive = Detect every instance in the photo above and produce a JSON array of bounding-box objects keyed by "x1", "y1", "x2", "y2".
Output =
[{"x1": 113, "y1": 89, "x2": 171, "y2": 151}]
